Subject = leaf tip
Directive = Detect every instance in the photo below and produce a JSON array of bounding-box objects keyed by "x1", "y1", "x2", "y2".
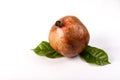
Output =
[
  {"x1": 30, "y1": 49, "x2": 34, "y2": 51},
  {"x1": 108, "y1": 61, "x2": 111, "y2": 64}
]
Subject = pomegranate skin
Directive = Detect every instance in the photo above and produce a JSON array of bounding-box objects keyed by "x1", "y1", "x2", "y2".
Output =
[{"x1": 49, "y1": 16, "x2": 90, "y2": 57}]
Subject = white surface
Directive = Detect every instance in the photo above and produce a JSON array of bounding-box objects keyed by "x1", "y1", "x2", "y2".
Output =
[{"x1": 0, "y1": 0, "x2": 120, "y2": 80}]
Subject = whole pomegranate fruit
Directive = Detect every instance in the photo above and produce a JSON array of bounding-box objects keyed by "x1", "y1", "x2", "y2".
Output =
[{"x1": 49, "y1": 16, "x2": 90, "y2": 57}]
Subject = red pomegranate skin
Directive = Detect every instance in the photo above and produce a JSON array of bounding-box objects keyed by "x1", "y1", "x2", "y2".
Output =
[{"x1": 49, "y1": 16, "x2": 90, "y2": 57}]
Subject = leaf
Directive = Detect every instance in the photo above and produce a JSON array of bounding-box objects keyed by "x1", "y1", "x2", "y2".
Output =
[
  {"x1": 80, "y1": 46, "x2": 110, "y2": 66},
  {"x1": 33, "y1": 41, "x2": 63, "y2": 58},
  {"x1": 46, "y1": 52, "x2": 63, "y2": 58}
]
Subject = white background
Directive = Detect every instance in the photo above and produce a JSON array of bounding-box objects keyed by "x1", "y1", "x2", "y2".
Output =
[{"x1": 0, "y1": 0, "x2": 120, "y2": 80}]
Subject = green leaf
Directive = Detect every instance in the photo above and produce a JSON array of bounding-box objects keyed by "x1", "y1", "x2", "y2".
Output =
[
  {"x1": 33, "y1": 41, "x2": 63, "y2": 58},
  {"x1": 80, "y1": 46, "x2": 110, "y2": 66},
  {"x1": 46, "y1": 52, "x2": 63, "y2": 58}
]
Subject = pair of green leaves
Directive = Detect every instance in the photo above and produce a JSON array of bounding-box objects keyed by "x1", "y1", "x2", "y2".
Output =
[{"x1": 33, "y1": 41, "x2": 110, "y2": 66}]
